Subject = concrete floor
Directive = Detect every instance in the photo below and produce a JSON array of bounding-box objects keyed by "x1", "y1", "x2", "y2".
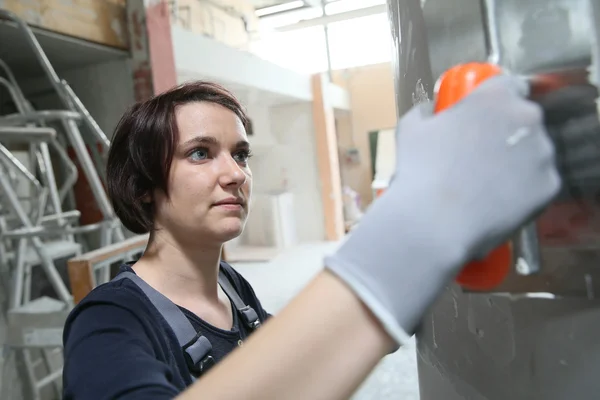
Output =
[{"x1": 234, "y1": 241, "x2": 420, "y2": 400}]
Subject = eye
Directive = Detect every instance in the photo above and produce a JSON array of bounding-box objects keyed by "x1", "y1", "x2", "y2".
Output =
[
  {"x1": 189, "y1": 147, "x2": 209, "y2": 162},
  {"x1": 233, "y1": 149, "x2": 252, "y2": 164}
]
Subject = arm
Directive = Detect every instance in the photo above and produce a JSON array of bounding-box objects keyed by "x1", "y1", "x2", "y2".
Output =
[
  {"x1": 63, "y1": 301, "x2": 181, "y2": 399},
  {"x1": 179, "y1": 76, "x2": 560, "y2": 399},
  {"x1": 177, "y1": 270, "x2": 394, "y2": 400}
]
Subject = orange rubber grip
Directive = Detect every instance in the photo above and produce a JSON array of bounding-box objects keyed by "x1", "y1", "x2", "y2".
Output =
[{"x1": 435, "y1": 62, "x2": 512, "y2": 291}]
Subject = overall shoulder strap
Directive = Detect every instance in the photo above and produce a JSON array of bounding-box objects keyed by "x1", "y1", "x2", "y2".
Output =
[
  {"x1": 113, "y1": 272, "x2": 215, "y2": 376},
  {"x1": 218, "y1": 263, "x2": 261, "y2": 330}
]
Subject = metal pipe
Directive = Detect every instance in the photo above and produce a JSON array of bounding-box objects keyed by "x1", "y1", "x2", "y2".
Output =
[
  {"x1": 0, "y1": 126, "x2": 57, "y2": 142},
  {"x1": 10, "y1": 240, "x2": 27, "y2": 308},
  {"x1": 38, "y1": 143, "x2": 64, "y2": 219},
  {"x1": 0, "y1": 111, "x2": 82, "y2": 126},
  {"x1": 481, "y1": 0, "x2": 502, "y2": 65},
  {"x1": 276, "y1": 5, "x2": 387, "y2": 32},
  {"x1": 48, "y1": 138, "x2": 78, "y2": 204},
  {"x1": 2, "y1": 223, "x2": 106, "y2": 239},
  {"x1": 0, "y1": 77, "x2": 28, "y2": 115},
  {"x1": 40, "y1": 210, "x2": 81, "y2": 223},
  {"x1": 515, "y1": 222, "x2": 541, "y2": 275},
  {"x1": 0, "y1": 58, "x2": 30, "y2": 111},
  {"x1": 60, "y1": 118, "x2": 114, "y2": 220},
  {"x1": 61, "y1": 81, "x2": 111, "y2": 152},
  {"x1": 0, "y1": 171, "x2": 73, "y2": 305},
  {"x1": 0, "y1": 144, "x2": 43, "y2": 192}
]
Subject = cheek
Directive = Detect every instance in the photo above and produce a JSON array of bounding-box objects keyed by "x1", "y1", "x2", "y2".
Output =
[
  {"x1": 167, "y1": 167, "x2": 214, "y2": 205},
  {"x1": 153, "y1": 191, "x2": 168, "y2": 213},
  {"x1": 244, "y1": 170, "x2": 252, "y2": 193}
]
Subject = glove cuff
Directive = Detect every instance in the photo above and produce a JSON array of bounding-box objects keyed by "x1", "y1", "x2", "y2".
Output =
[{"x1": 324, "y1": 255, "x2": 413, "y2": 350}]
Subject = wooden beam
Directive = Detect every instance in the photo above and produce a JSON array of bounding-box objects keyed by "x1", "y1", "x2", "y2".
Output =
[
  {"x1": 311, "y1": 73, "x2": 345, "y2": 241},
  {"x1": 67, "y1": 234, "x2": 149, "y2": 304},
  {"x1": 67, "y1": 234, "x2": 230, "y2": 303},
  {"x1": 1, "y1": 0, "x2": 128, "y2": 49}
]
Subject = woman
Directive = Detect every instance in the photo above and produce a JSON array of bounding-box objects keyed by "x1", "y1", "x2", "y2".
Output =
[
  {"x1": 63, "y1": 75, "x2": 561, "y2": 399},
  {"x1": 63, "y1": 81, "x2": 270, "y2": 398}
]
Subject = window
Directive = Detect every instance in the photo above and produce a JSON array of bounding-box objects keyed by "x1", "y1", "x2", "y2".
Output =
[
  {"x1": 249, "y1": 26, "x2": 329, "y2": 74},
  {"x1": 327, "y1": 13, "x2": 393, "y2": 70},
  {"x1": 325, "y1": 0, "x2": 386, "y2": 15},
  {"x1": 258, "y1": 7, "x2": 323, "y2": 30},
  {"x1": 250, "y1": 3, "x2": 393, "y2": 73}
]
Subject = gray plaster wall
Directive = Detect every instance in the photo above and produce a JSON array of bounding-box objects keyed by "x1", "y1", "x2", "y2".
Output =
[
  {"x1": 17, "y1": 58, "x2": 135, "y2": 140},
  {"x1": 417, "y1": 287, "x2": 600, "y2": 400},
  {"x1": 387, "y1": 0, "x2": 600, "y2": 398}
]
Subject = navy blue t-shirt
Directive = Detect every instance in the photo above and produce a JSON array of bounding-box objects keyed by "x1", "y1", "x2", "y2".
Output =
[{"x1": 62, "y1": 262, "x2": 270, "y2": 399}]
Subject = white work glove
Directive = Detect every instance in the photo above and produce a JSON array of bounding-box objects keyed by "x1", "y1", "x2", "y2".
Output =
[{"x1": 324, "y1": 75, "x2": 561, "y2": 347}]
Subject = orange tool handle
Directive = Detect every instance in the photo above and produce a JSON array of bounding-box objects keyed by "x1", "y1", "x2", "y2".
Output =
[{"x1": 435, "y1": 62, "x2": 512, "y2": 291}]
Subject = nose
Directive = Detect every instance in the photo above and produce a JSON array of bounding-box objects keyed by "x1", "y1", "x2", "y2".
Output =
[{"x1": 216, "y1": 153, "x2": 247, "y2": 188}]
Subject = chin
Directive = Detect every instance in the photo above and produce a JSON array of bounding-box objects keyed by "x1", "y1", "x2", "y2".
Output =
[{"x1": 213, "y1": 218, "x2": 246, "y2": 242}]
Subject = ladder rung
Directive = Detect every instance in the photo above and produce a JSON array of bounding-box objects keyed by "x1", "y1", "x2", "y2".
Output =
[
  {"x1": 35, "y1": 368, "x2": 62, "y2": 389},
  {"x1": 48, "y1": 347, "x2": 62, "y2": 356},
  {"x1": 30, "y1": 358, "x2": 44, "y2": 368}
]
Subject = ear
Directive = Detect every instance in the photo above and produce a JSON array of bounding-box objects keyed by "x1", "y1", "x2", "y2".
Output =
[{"x1": 142, "y1": 193, "x2": 152, "y2": 204}]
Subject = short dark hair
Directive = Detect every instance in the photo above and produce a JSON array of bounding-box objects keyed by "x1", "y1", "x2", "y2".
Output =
[{"x1": 106, "y1": 81, "x2": 249, "y2": 234}]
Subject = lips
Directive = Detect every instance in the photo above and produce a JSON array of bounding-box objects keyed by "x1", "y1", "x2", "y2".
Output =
[{"x1": 213, "y1": 197, "x2": 245, "y2": 207}]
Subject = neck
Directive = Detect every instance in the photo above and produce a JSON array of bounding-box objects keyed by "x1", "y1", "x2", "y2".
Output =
[{"x1": 134, "y1": 229, "x2": 223, "y2": 302}]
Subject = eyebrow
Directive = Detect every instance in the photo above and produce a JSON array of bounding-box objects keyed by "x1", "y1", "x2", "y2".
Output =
[{"x1": 179, "y1": 136, "x2": 250, "y2": 151}]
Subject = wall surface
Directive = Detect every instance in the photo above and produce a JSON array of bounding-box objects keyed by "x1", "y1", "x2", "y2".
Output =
[
  {"x1": 245, "y1": 101, "x2": 281, "y2": 193},
  {"x1": 271, "y1": 102, "x2": 325, "y2": 242},
  {"x1": 387, "y1": 1, "x2": 600, "y2": 399},
  {"x1": 62, "y1": 59, "x2": 136, "y2": 138},
  {"x1": 174, "y1": 0, "x2": 258, "y2": 50},
  {"x1": 17, "y1": 59, "x2": 135, "y2": 139},
  {"x1": 173, "y1": 25, "x2": 313, "y2": 103},
  {"x1": 332, "y1": 63, "x2": 397, "y2": 207},
  {"x1": 241, "y1": 100, "x2": 325, "y2": 244}
]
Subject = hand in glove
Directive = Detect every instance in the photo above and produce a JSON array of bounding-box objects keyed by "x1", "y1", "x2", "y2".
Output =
[{"x1": 324, "y1": 75, "x2": 561, "y2": 347}]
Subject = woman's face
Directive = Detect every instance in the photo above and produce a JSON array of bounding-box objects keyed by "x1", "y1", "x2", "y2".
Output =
[{"x1": 153, "y1": 101, "x2": 252, "y2": 245}]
